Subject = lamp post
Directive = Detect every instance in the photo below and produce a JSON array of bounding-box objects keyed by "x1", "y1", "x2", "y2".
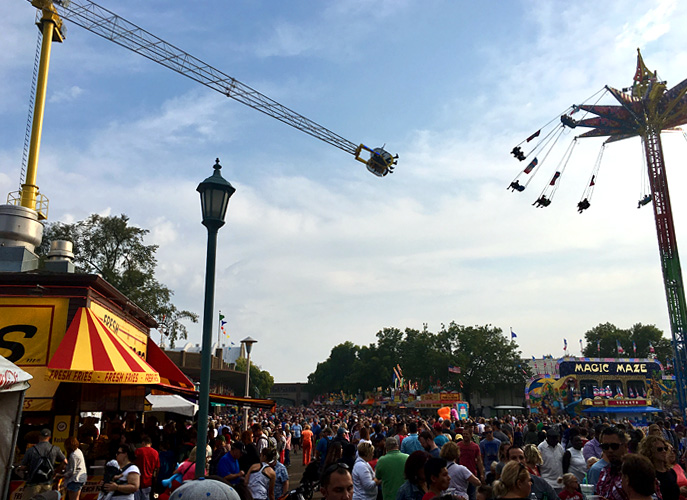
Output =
[
  {"x1": 195, "y1": 158, "x2": 235, "y2": 478},
  {"x1": 241, "y1": 336, "x2": 257, "y2": 430}
]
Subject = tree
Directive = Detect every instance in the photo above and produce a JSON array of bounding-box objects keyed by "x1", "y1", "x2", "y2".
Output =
[
  {"x1": 235, "y1": 357, "x2": 274, "y2": 398},
  {"x1": 38, "y1": 214, "x2": 197, "y2": 346},
  {"x1": 582, "y1": 322, "x2": 672, "y2": 359}
]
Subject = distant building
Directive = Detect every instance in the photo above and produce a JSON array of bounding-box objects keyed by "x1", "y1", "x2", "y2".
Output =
[{"x1": 268, "y1": 383, "x2": 311, "y2": 406}]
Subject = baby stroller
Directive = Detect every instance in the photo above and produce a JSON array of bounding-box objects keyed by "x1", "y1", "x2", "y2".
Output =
[{"x1": 297, "y1": 462, "x2": 320, "y2": 500}]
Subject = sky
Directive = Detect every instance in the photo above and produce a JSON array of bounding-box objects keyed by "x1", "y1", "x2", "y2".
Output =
[{"x1": 3, "y1": 0, "x2": 687, "y2": 384}]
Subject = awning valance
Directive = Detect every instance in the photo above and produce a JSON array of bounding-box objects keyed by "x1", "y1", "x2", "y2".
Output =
[
  {"x1": 146, "y1": 338, "x2": 194, "y2": 390},
  {"x1": 152, "y1": 385, "x2": 275, "y2": 409},
  {"x1": 0, "y1": 355, "x2": 32, "y2": 393},
  {"x1": 582, "y1": 406, "x2": 662, "y2": 414},
  {"x1": 47, "y1": 308, "x2": 160, "y2": 384}
]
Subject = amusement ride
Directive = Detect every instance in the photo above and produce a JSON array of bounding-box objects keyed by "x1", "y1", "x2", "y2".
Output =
[{"x1": 509, "y1": 50, "x2": 687, "y2": 418}]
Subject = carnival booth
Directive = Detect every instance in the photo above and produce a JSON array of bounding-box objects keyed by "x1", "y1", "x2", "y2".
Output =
[{"x1": 0, "y1": 356, "x2": 32, "y2": 500}]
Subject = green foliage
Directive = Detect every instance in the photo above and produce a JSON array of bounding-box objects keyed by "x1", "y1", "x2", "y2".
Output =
[
  {"x1": 235, "y1": 357, "x2": 274, "y2": 398},
  {"x1": 38, "y1": 214, "x2": 198, "y2": 346},
  {"x1": 307, "y1": 323, "x2": 527, "y2": 397},
  {"x1": 581, "y1": 322, "x2": 671, "y2": 360}
]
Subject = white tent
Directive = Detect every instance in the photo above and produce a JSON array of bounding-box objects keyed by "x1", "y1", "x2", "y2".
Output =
[
  {"x1": 145, "y1": 394, "x2": 198, "y2": 417},
  {"x1": 0, "y1": 356, "x2": 32, "y2": 500}
]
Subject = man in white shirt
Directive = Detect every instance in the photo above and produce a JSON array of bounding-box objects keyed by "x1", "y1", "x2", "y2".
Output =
[{"x1": 537, "y1": 429, "x2": 564, "y2": 492}]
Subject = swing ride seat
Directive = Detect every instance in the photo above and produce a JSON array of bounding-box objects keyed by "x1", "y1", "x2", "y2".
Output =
[
  {"x1": 561, "y1": 115, "x2": 578, "y2": 128},
  {"x1": 577, "y1": 198, "x2": 591, "y2": 213},
  {"x1": 533, "y1": 196, "x2": 551, "y2": 208},
  {"x1": 508, "y1": 180, "x2": 526, "y2": 192},
  {"x1": 637, "y1": 194, "x2": 652, "y2": 208}
]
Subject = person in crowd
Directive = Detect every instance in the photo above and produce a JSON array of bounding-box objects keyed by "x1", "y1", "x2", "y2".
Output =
[
  {"x1": 269, "y1": 449, "x2": 290, "y2": 500},
  {"x1": 595, "y1": 427, "x2": 628, "y2": 500},
  {"x1": 245, "y1": 447, "x2": 277, "y2": 500},
  {"x1": 291, "y1": 421, "x2": 303, "y2": 456},
  {"x1": 316, "y1": 428, "x2": 334, "y2": 470},
  {"x1": 210, "y1": 436, "x2": 227, "y2": 476},
  {"x1": 440, "y1": 441, "x2": 480, "y2": 499},
  {"x1": 495, "y1": 442, "x2": 512, "y2": 478},
  {"x1": 172, "y1": 445, "x2": 210, "y2": 483},
  {"x1": 422, "y1": 457, "x2": 451, "y2": 500},
  {"x1": 396, "y1": 450, "x2": 429, "y2": 500},
  {"x1": 523, "y1": 444, "x2": 542, "y2": 477},
  {"x1": 323, "y1": 442, "x2": 344, "y2": 475},
  {"x1": 62, "y1": 437, "x2": 87, "y2": 500},
  {"x1": 302, "y1": 424, "x2": 314, "y2": 465},
  {"x1": 667, "y1": 445, "x2": 687, "y2": 495},
  {"x1": 506, "y1": 446, "x2": 557, "y2": 500},
  {"x1": 476, "y1": 484, "x2": 493, "y2": 500},
  {"x1": 537, "y1": 429, "x2": 564, "y2": 492},
  {"x1": 524, "y1": 423, "x2": 539, "y2": 446},
  {"x1": 562, "y1": 434, "x2": 587, "y2": 483},
  {"x1": 102, "y1": 443, "x2": 140, "y2": 500},
  {"x1": 583, "y1": 425, "x2": 605, "y2": 462},
  {"x1": 320, "y1": 463, "x2": 354, "y2": 500},
  {"x1": 352, "y1": 442, "x2": 380, "y2": 500},
  {"x1": 284, "y1": 425, "x2": 292, "y2": 467},
  {"x1": 401, "y1": 422, "x2": 424, "y2": 455},
  {"x1": 638, "y1": 434, "x2": 679, "y2": 500},
  {"x1": 218, "y1": 441, "x2": 246, "y2": 485},
  {"x1": 479, "y1": 426, "x2": 501, "y2": 476},
  {"x1": 240, "y1": 430, "x2": 261, "y2": 473},
  {"x1": 19, "y1": 428, "x2": 67, "y2": 500},
  {"x1": 460, "y1": 427, "x2": 485, "y2": 500},
  {"x1": 492, "y1": 422, "x2": 511, "y2": 445},
  {"x1": 557, "y1": 473, "x2": 582, "y2": 500},
  {"x1": 620, "y1": 454, "x2": 656, "y2": 500},
  {"x1": 135, "y1": 435, "x2": 159, "y2": 500},
  {"x1": 491, "y1": 461, "x2": 532, "y2": 499},
  {"x1": 419, "y1": 432, "x2": 440, "y2": 459},
  {"x1": 375, "y1": 437, "x2": 408, "y2": 500}
]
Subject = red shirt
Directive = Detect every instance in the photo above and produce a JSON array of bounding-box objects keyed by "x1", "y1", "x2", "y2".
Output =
[
  {"x1": 458, "y1": 441, "x2": 481, "y2": 475},
  {"x1": 135, "y1": 446, "x2": 160, "y2": 488},
  {"x1": 559, "y1": 490, "x2": 583, "y2": 500}
]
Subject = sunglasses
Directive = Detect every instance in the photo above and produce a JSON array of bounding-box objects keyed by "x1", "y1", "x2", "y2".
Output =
[
  {"x1": 600, "y1": 443, "x2": 621, "y2": 451},
  {"x1": 324, "y1": 463, "x2": 350, "y2": 474}
]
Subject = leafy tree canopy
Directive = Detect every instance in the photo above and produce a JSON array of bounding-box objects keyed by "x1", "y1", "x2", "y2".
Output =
[
  {"x1": 581, "y1": 322, "x2": 672, "y2": 361},
  {"x1": 307, "y1": 323, "x2": 527, "y2": 398},
  {"x1": 38, "y1": 214, "x2": 197, "y2": 346},
  {"x1": 235, "y1": 357, "x2": 274, "y2": 398}
]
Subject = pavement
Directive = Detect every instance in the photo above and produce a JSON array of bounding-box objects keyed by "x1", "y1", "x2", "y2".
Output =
[{"x1": 286, "y1": 449, "x2": 322, "y2": 500}]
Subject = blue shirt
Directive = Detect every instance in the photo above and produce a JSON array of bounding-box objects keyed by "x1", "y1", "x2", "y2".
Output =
[
  {"x1": 400, "y1": 434, "x2": 423, "y2": 455},
  {"x1": 273, "y1": 461, "x2": 289, "y2": 499},
  {"x1": 479, "y1": 438, "x2": 501, "y2": 470},
  {"x1": 587, "y1": 457, "x2": 608, "y2": 485},
  {"x1": 317, "y1": 437, "x2": 332, "y2": 465},
  {"x1": 217, "y1": 452, "x2": 241, "y2": 484}
]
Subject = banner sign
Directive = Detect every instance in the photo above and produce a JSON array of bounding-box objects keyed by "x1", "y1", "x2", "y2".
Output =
[
  {"x1": 89, "y1": 301, "x2": 148, "y2": 358},
  {"x1": 0, "y1": 298, "x2": 69, "y2": 366},
  {"x1": 559, "y1": 359, "x2": 661, "y2": 377}
]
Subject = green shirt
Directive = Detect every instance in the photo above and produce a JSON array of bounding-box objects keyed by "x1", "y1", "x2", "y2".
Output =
[{"x1": 375, "y1": 450, "x2": 409, "y2": 500}]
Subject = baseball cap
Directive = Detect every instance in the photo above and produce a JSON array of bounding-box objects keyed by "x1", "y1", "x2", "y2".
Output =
[{"x1": 40, "y1": 429, "x2": 52, "y2": 438}]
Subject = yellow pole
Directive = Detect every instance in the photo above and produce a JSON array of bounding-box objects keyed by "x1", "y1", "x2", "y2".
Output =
[{"x1": 21, "y1": 18, "x2": 55, "y2": 211}]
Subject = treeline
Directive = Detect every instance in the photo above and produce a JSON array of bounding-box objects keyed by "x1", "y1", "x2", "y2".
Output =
[{"x1": 307, "y1": 323, "x2": 527, "y2": 401}]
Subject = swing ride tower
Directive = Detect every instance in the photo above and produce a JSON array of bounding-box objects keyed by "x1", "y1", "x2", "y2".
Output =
[{"x1": 560, "y1": 51, "x2": 687, "y2": 417}]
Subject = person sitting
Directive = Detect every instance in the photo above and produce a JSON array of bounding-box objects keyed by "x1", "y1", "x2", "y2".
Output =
[
  {"x1": 637, "y1": 195, "x2": 652, "y2": 208},
  {"x1": 509, "y1": 180, "x2": 526, "y2": 192},
  {"x1": 533, "y1": 195, "x2": 551, "y2": 208},
  {"x1": 577, "y1": 198, "x2": 590, "y2": 213}
]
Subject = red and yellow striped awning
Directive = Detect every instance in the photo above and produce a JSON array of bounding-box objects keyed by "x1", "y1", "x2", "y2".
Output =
[{"x1": 47, "y1": 308, "x2": 160, "y2": 384}]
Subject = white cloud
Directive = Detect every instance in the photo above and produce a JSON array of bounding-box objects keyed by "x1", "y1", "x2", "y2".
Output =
[{"x1": 49, "y1": 86, "x2": 84, "y2": 104}]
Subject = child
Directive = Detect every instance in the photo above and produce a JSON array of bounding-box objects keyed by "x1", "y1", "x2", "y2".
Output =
[{"x1": 558, "y1": 473, "x2": 583, "y2": 500}]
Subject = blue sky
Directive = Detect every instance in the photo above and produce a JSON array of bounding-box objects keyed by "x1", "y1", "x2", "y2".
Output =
[{"x1": 2, "y1": 0, "x2": 687, "y2": 383}]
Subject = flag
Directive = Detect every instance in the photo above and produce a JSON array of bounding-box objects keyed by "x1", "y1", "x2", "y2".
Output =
[
  {"x1": 590, "y1": 175, "x2": 596, "y2": 186},
  {"x1": 510, "y1": 328, "x2": 517, "y2": 339},
  {"x1": 616, "y1": 340, "x2": 624, "y2": 354},
  {"x1": 579, "y1": 339, "x2": 583, "y2": 353},
  {"x1": 549, "y1": 171, "x2": 561, "y2": 186},
  {"x1": 597, "y1": 340, "x2": 601, "y2": 355},
  {"x1": 649, "y1": 342, "x2": 655, "y2": 353},
  {"x1": 219, "y1": 312, "x2": 225, "y2": 321},
  {"x1": 564, "y1": 338, "x2": 568, "y2": 350},
  {"x1": 526, "y1": 130, "x2": 541, "y2": 142},
  {"x1": 523, "y1": 158, "x2": 538, "y2": 174},
  {"x1": 448, "y1": 365, "x2": 461, "y2": 374},
  {"x1": 632, "y1": 341, "x2": 637, "y2": 356}
]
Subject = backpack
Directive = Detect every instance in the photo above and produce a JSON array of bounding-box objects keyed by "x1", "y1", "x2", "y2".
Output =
[{"x1": 29, "y1": 445, "x2": 55, "y2": 484}]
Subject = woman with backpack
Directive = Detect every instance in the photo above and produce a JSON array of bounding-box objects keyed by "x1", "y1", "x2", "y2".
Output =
[{"x1": 62, "y1": 437, "x2": 88, "y2": 499}]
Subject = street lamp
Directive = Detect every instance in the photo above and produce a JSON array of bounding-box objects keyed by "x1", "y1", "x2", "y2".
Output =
[
  {"x1": 241, "y1": 336, "x2": 257, "y2": 430},
  {"x1": 195, "y1": 158, "x2": 235, "y2": 478}
]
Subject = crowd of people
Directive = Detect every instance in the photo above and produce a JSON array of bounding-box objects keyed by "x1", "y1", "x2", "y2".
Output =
[{"x1": 17, "y1": 408, "x2": 687, "y2": 500}]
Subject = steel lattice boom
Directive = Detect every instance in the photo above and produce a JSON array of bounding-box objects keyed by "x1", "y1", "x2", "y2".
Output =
[{"x1": 46, "y1": 0, "x2": 397, "y2": 177}]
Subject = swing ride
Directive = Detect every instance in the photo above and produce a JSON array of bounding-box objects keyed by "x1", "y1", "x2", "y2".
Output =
[{"x1": 508, "y1": 50, "x2": 687, "y2": 418}]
